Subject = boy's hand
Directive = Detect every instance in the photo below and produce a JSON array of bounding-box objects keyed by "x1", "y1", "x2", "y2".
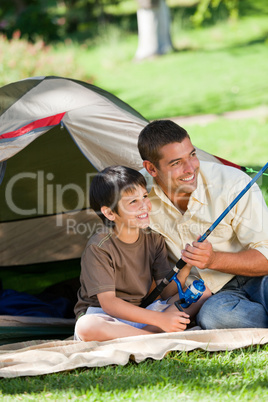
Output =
[{"x1": 157, "y1": 310, "x2": 190, "y2": 332}]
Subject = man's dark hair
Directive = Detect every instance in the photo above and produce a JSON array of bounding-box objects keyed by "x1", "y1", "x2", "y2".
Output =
[
  {"x1": 90, "y1": 165, "x2": 147, "y2": 226},
  {"x1": 138, "y1": 120, "x2": 190, "y2": 167}
]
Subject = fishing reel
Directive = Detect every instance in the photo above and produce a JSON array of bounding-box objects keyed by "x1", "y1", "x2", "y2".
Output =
[{"x1": 172, "y1": 274, "x2": 205, "y2": 309}]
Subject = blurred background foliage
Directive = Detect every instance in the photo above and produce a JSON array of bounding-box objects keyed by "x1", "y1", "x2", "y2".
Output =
[{"x1": 1, "y1": 0, "x2": 267, "y2": 44}]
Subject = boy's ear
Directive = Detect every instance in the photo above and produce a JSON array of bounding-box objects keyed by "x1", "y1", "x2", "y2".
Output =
[
  {"x1": 143, "y1": 160, "x2": 158, "y2": 177},
  {"x1": 101, "y1": 206, "x2": 116, "y2": 222}
]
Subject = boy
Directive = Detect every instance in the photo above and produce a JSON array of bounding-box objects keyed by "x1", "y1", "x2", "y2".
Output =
[{"x1": 74, "y1": 166, "x2": 211, "y2": 342}]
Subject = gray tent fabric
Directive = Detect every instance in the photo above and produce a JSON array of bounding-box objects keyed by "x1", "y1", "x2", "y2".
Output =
[
  {"x1": 0, "y1": 76, "x2": 147, "y2": 166},
  {"x1": 0, "y1": 76, "x2": 147, "y2": 266},
  {"x1": 0, "y1": 328, "x2": 267, "y2": 378},
  {"x1": 0, "y1": 76, "x2": 224, "y2": 267}
]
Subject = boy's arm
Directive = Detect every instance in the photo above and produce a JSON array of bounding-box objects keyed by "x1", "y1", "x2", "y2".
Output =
[
  {"x1": 157, "y1": 264, "x2": 212, "y2": 319},
  {"x1": 97, "y1": 291, "x2": 190, "y2": 332},
  {"x1": 159, "y1": 264, "x2": 192, "y2": 299}
]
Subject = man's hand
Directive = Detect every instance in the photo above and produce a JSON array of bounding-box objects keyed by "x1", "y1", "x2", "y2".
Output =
[
  {"x1": 181, "y1": 237, "x2": 268, "y2": 276},
  {"x1": 181, "y1": 237, "x2": 216, "y2": 269}
]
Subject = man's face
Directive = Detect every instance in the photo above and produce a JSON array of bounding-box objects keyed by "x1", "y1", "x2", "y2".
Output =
[{"x1": 154, "y1": 137, "x2": 200, "y2": 198}]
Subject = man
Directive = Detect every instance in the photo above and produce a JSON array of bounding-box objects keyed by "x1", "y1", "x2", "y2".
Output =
[{"x1": 138, "y1": 119, "x2": 268, "y2": 329}]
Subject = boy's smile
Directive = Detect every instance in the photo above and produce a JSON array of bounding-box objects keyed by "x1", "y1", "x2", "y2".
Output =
[{"x1": 112, "y1": 185, "x2": 152, "y2": 242}]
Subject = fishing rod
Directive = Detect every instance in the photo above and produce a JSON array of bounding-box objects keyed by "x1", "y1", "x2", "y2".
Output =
[{"x1": 140, "y1": 162, "x2": 268, "y2": 308}]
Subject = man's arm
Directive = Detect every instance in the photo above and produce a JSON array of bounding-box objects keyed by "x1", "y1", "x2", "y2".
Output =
[{"x1": 181, "y1": 240, "x2": 268, "y2": 276}]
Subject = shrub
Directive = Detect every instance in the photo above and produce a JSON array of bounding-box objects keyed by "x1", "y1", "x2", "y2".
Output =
[{"x1": 0, "y1": 32, "x2": 92, "y2": 87}]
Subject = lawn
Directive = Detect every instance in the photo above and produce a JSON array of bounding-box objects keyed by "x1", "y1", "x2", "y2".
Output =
[
  {"x1": 0, "y1": 1, "x2": 267, "y2": 399},
  {"x1": 56, "y1": 13, "x2": 268, "y2": 121},
  {"x1": 1, "y1": 6, "x2": 268, "y2": 121},
  {"x1": 181, "y1": 117, "x2": 268, "y2": 167},
  {"x1": 1, "y1": 345, "x2": 268, "y2": 401}
]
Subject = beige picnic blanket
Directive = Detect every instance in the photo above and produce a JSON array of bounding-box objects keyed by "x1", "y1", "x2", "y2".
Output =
[{"x1": 0, "y1": 328, "x2": 267, "y2": 378}]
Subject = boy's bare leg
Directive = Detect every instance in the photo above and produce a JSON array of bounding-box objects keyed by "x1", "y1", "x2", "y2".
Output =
[{"x1": 76, "y1": 314, "x2": 161, "y2": 342}]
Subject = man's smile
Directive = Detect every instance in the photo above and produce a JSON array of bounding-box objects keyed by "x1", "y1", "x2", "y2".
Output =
[{"x1": 180, "y1": 173, "x2": 195, "y2": 182}]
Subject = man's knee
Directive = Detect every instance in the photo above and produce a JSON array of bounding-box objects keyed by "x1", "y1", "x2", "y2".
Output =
[
  {"x1": 196, "y1": 291, "x2": 268, "y2": 329},
  {"x1": 196, "y1": 295, "x2": 223, "y2": 329},
  {"x1": 197, "y1": 291, "x2": 244, "y2": 329}
]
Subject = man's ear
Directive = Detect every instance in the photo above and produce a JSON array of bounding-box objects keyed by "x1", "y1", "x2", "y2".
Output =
[
  {"x1": 143, "y1": 160, "x2": 158, "y2": 177},
  {"x1": 101, "y1": 206, "x2": 116, "y2": 222}
]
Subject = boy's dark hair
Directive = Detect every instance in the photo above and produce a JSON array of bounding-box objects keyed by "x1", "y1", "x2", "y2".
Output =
[
  {"x1": 138, "y1": 120, "x2": 189, "y2": 167},
  {"x1": 90, "y1": 165, "x2": 147, "y2": 226}
]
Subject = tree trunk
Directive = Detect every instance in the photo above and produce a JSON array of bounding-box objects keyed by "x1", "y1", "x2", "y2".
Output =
[{"x1": 135, "y1": 0, "x2": 173, "y2": 60}]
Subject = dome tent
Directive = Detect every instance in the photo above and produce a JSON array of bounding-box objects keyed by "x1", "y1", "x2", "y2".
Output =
[{"x1": 0, "y1": 76, "x2": 238, "y2": 344}]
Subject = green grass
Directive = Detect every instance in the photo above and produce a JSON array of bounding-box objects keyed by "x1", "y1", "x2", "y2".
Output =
[
  {"x1": 1, "y1": 344, "x2": 268, "y2": 401},
  {"x1": 1, "y1": 13, "x2": 268, "y2": 121},
  {"x1": 72, "y1": 14, "x2": 268, "y2": 120},
  {"x1": 184, "y1": 117, "x2": 268, "y2": 167}
]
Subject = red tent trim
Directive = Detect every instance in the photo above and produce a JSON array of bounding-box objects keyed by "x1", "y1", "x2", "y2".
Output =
[
  {"x1": 0, "y1": 112, "x2": 66, "y2": 141},
  {"x1": 214, "y1": 155, "x2": 246, "y2": 171}
]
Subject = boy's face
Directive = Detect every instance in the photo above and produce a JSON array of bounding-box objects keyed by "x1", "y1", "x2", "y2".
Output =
[{"x1": 114, "y1": 185, "x2": 152, "y2": 230}]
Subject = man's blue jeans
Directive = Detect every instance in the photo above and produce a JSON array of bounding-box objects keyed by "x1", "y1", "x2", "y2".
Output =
[{"x1": 196, "y1": 275, "x2": 268, "y2": 329}]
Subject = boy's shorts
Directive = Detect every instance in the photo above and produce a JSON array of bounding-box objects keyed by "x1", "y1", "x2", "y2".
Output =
[{"x1": 74, "y1": 299, "x2": 171, "y2": 341}]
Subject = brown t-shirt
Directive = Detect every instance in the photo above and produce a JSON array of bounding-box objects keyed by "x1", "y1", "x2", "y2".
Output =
[{"x1": 74, "y1": 228, "x2": 171, "y2": 319}]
